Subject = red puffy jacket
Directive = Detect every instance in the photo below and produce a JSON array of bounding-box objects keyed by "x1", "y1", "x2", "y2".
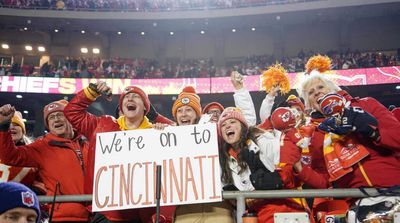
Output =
[{"x1": 0, "y1": 130, "x2": 89, "y2": 221}]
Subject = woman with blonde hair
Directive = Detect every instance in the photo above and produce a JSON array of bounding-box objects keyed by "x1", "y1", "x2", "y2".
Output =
[
  {"x1": 0, "y1": 111, "x2": 38, "y2": 187},
  {"x1": 293, "y1": 55, "x2": 400, "y2": 222}
]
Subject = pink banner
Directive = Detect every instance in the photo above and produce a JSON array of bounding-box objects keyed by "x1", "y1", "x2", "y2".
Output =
[{"x1": 1, "y1": 66, "x2": 399, "y2": 95}]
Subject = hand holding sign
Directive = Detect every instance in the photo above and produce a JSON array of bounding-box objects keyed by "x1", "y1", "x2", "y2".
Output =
[{"x1": 93, "y1": 123, "x2": 222, "y2": 212}]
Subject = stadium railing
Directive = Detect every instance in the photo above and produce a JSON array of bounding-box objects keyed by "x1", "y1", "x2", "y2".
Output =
[{"x1": 38, "y1": 187, "x2": 399, "y2": 223}]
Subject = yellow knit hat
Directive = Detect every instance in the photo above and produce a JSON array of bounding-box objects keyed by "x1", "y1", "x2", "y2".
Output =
[
  {"x1": 172, "y1": 86, "x2": 201, "y2": 119},
  {"x1": 11, "y1": 111, "x2": 26, "y2": 134},
  {"x1": 286, "y1": 94, "x2": 305, "y2": 111}
]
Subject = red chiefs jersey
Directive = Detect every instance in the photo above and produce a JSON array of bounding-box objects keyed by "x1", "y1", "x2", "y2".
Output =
[{"x1": 0, "y1": 163, "x2": 38, "y2": 185}]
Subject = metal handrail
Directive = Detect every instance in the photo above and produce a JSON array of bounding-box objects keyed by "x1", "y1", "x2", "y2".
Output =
[
  {"x1": 38, "y1": 188, "x2": 393, "y2": 202},
  {"x1": 38, "y1": 188, "x2": 399, "y2": 223}
]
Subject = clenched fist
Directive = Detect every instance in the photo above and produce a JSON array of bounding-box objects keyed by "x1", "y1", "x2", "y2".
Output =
[
  {"x1": 230, "y1": 71, "x2": 244, "y2": 90},
  {"x1": 0, "y1": 104, "x2": 15, "y2": 123}
]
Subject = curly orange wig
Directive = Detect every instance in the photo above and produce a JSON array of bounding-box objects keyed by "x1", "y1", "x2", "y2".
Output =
[
  {"x1": 261, "y1": 64, "x2": 290, "y2": 94},
  {"x1": 305, "y1": 54, "x2": 331, "y2": 74}
]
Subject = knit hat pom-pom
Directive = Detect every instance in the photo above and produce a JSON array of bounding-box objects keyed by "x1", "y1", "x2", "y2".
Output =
[
  {"x1": 182, "y1": 86, "x2": 197, "y2": 94},
  {"x1": 305, "y1": 54, "x2": 331, "y2": 74}
]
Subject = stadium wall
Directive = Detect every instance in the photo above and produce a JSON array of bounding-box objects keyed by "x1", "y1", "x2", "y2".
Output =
[{"x1": 1, "y1": 16, "x2": 399, "y2": 63}]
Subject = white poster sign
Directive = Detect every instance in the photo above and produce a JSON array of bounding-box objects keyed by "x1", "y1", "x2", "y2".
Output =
[{"x1": 92, "y1": 123, "x2": 222, "y2": 212}]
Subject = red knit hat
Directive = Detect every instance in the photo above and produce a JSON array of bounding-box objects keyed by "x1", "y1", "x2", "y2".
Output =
[
  {"x1": 43, "y1": 100, "x2": 68, "y2": 128},
  {"x1": 286, "y1": 94, "x2": 305, "y2": 112},
  {"x1": 172, "y1": 86, "x2": 201, "y2": 119},
  {"x1": 217, "y1": 107, "x2": 248, "y2": 134},
  {"x1": 119, "y1": 86, "x2": 150, "y2": 115},
  {"x1": 202, "y1": 102, "x2": 224, "y2": 114}
]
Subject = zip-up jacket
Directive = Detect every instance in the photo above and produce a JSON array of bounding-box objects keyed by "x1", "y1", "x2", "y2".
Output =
[{"x1": 0, "y1": 129, "x2": 89, "y2": 221}]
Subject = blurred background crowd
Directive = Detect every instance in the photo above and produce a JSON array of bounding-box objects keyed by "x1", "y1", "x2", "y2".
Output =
[{"x1": 1, "y1": 49, "x2": 399, "y2": 79}]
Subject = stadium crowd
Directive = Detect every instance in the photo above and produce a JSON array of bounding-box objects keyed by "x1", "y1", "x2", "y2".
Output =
[
  {"x1": 1, "y1": 54, "x2": 400, "y2": 223},
  {"x1": 0, "y1": 0, "x2": 314, "y2": 11},
  {"x1": 1, "y1": 49, "x2": 399, "y2": 79}
]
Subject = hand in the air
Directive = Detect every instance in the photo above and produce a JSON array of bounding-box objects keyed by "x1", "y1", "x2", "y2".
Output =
[{"x1": 0, "y1": 104, "x2": 15, "y2": 124}]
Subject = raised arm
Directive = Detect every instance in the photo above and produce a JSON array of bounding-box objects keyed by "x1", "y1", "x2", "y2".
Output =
[
  {"x1": 0, "y1": 105, "x2": 40, "y2": 167},
  {"x1": 231, "y1": 71, "x2": 257, "y2": 126},
  {"x1": 259, "y1": 86, "x2": 279, "y2": 123},
  {"x1": 64, "y1": 82, "x2": 108, "y2": 138}
]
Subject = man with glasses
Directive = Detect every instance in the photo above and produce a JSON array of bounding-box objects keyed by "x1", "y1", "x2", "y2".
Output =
[
  {"x1": 0, "y1": 101, "x2": 90, "y2": 222},
  {"x1": 202, "y1": 102, "x2": 224, "y2": 123}
]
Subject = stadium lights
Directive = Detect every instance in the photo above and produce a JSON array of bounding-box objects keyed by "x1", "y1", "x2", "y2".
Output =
[
  {"x1": 38, "y1": 46, "x2": 46, "y2": 52},
  {"x1": 117, "y1": 31, "x2": 122, "y2": 35},
  {"x1": 24, "y1": 27, "x2": 28, "y2": 31},
  {"x1": 81, "y1": 30, "x2": 85, "y2": 34},
  {"x1": 80, "y1": 47, "x2": 88, "y2": 53},
  {"x1": 1, "y1": 44, "x2": 9, "y2": 49},
  {"x1": 23, "y1": 110, "x2": 29, "y2": 114},
  {"x1": 232, "y1": 29, "x2": 236, "y2": 33},
  {"x1": 93, "y1": 48, "x2": 100, "y2": 54},
  {"x1": 170, "y1": 31, "x2": 174, "y2": 36},
  {"x1": 200, "y1": 30, "x2": 205, "y2": 34},
  {"x1": 140, "y1": 32, "x2": 145, "y2": 36},
  {"x1": 251, "y1": 27, "x2": 256, "y2": 31},
  {"x1": 54, "y1": 29, "x2": 59, "y2": 33},
  {"x1": 16, "y1": 95, "x2": 23, "y2": 99},
  {"x1": 25, "y1": 45, "x2": 33, "y2": 51}
]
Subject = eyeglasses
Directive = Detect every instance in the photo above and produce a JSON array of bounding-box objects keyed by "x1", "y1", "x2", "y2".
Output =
[
  {"x1": 207, "y1": 110, "x2": 222, "y2": 115},
  {"x1": 48, "y1": 112, "x2": 65, "y2": 121}
]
